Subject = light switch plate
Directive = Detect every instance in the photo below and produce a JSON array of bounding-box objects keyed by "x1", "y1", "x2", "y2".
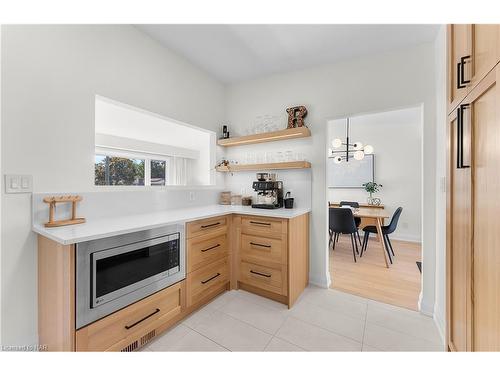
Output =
[{"x1": 5, "y1": 174, "x2": 33, "y2": 193}]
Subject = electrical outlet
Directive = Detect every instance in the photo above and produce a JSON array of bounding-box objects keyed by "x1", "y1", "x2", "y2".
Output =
[
  {"x1": 189, "y1": 191, "x2": 195, "y2": 201},
  {"x1": 5, "y1": 174, "x2": 33, "y2": 193}
]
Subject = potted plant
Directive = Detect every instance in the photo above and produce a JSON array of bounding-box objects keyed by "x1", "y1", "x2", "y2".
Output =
[{"x1": 362, "y1": 182, "x2": 383, "y2": 206}]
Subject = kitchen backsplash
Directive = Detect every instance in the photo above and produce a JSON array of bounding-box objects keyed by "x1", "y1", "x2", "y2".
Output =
[{"x1": 32, "y1": 188, "x2": 222, "y2": 225}]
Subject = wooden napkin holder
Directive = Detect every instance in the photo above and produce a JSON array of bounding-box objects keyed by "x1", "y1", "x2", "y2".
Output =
[{"x1": 43, "y1": 195, "x2": 86, "y2": 227}]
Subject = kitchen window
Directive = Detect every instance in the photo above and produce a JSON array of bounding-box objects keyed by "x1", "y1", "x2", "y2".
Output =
[{"x1": 95, "y1": 154, "x2": 169, "y2": 186}]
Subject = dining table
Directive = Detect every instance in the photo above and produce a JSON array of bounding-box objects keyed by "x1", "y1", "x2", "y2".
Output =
[{"x1": 352, "y1": 207, "x2": 391, "y2": 268}]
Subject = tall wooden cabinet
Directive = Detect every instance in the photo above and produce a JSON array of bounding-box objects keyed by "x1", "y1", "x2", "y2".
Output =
[{"x1": 447, "y1": 24, "x2": 500, "y2": 351}]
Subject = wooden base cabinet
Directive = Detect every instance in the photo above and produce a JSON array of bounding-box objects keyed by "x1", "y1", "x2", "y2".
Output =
[
  {"x1": 38, "y1": 212, "x2": 309, "y2": 351},
  {"x1": 234, "y1": 213, "x2": 309, "y2": 307},
  {"x1": 447, "y1": 59, "x2": 500, "y2": 350}
]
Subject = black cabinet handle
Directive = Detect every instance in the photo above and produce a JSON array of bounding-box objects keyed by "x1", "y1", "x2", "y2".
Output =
[
  {"x1": 456, "y1": 104, "x2": 471, "y2": 169},
  {"x1": 457, "y1": 55, "x2": 471, "y2": 89},
  {"x1": 250, "y1": 270, "x2": 271, "y2": 278},
  {"x1": 201, "y1": 222, "x2": 221, "y2": 229},
  {"x1": 249, "y1": 221, "x2": 271, "y2": 226},
  {"x1": 250, "y1": 242, "x2": 271, "y2": 248},
  {"x1": 125, "y1": 308, "x2": 160, "y2": 330},
  {"x1": 201, "y1": 244, "x2": 220, "y2": 252},
  {"x1": 201, "y1": 272, "x2": 221, "y2": 284}
]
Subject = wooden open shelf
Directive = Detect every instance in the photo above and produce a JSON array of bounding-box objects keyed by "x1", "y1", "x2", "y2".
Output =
[
  {"x1": 217, "y1": 127, "x2": 311, "y2": 147},
  {"x1": 216, "y1": 161, "x2": 311, "y2": 172}
]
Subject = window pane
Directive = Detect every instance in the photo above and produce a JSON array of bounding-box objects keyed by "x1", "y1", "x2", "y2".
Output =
[
  {"x1": 109, "y1": 157, "x2": 144, "y2": 186},
  {"x1": 95, "y1": 155, "x2": 145, "y2": 186},
  {"x1": 151, "y1": 160, "x2": 166, "y2": 186},
  {"x1": 94, "y1": 155, "x2": 107, "y2": 185}
]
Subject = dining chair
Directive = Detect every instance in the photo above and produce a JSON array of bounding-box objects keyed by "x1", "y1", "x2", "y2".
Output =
[
  {"x1": 360, "y1": 207, "x2": 403, "y2": 264},
  {"x1": 339, "y1": 201, "x2": 362, "y2": 246},
  {"x1": 329, "y1": 207, "x2": 360, "y2": 262}
]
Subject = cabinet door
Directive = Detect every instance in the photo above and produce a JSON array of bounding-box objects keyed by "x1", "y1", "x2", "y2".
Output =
[
  {"x1": 470, "y1": 66, "x2": 500, "y2": 351},
  {"x1": 448, "y1": 24, "x2": 471, "y2": 111},
  {"x1": 469, "y1": 25, "x2": 500, "y2": 91},
  {"x1": 447, "y1": 109, "x2": 472, "y2": 352}
]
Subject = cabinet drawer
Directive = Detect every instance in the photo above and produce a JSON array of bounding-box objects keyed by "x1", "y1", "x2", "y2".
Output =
[
  {"x1": 241, "y1": 234, "x2": 286, "y2": 265},
  {"x1": 186, "y1": 215, "x2": 228, "y2": 239},
  {"x1": 241, "y1": 216, "x2": 285, "y2": 238},
  {"x1": 186, "y1": 257, "x2": 229, "y2": 306},
  {"x1": 76, "y1": 282, "x2": 182, "y2": 351},
  {"x1": 187, "y1": 233, "x2": 228, "y2": 272},
  {"x1": 239, "y1": 261, "x2": 287, "y2": 296}
]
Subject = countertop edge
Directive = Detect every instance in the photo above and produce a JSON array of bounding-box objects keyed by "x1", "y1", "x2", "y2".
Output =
[{"x1": 33, "y1": 206, "x2": 311, "y2": 245}]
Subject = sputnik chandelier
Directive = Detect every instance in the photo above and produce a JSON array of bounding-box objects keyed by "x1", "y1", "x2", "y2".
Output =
[{"x1": 328, "y1": 118, "x2": 374, "y2": 164}]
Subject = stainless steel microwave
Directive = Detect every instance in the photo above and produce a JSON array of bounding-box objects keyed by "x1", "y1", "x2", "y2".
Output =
[{"x1": 76, "y1": 224, "x2": 185, "y2": 329}]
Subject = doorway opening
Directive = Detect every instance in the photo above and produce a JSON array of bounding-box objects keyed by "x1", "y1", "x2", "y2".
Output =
[{"x1": 326, "y1": 106, "x2": 423, "y2": 310}]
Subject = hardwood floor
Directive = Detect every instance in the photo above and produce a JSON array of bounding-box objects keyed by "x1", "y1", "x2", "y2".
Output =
[{"x1": 329, "y1": 234, "x2": 422, "y2": 311}]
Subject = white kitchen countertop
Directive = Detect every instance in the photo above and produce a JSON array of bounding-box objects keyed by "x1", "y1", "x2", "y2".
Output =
[{"x1": 32, "y1": 205, "x2": 311, "y2": 245}]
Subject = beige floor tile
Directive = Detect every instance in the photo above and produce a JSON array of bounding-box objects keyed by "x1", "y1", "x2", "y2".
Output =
[
  {"x1": 165, "y1": 330, "x2": 228, "y2": 352},
  {"x1": 289, "y1": 300, "x2": 365, "y2": 342},
  {"x1": 299, "y1": 287, "x2": 368, "y2": 319},
  {"x1": 366, "y1": 303, "x2": 442, "y2": 344},
  {"x1": 363, "y1": 323, "x2": 443, "y2": 352},
  {"x1": 193, "y1": 310, "x2": 272, "y2": 351},
  {"x1": 182, "y1": 304, "x2": 218, "y2": 329},
  {"x1": 264, "y1": 337, "x2": 305, "y2": 352},
  {"x1": 218, "y1": 295, "x2": 287, "y2": 334},
  {"x1": 146, "y1": 324, "x2": 191, "y2": 351},
  {"x1": 276, "y1": 317, "x2": 361, "y2": 351},
  {"x1": 361, "y1": 344, "x2": 383, "y2": 352}
]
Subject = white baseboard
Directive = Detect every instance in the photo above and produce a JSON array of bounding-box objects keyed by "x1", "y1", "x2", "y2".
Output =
[
  {"x1": 418, "y1": 292, "x2": 434, "y2": 316},
  {"x1": 433, "y1": 305, "x2": 446, "y2": 347},
  {"x1": 309, "y1": 273, "x2": 329, "y2": 289}
]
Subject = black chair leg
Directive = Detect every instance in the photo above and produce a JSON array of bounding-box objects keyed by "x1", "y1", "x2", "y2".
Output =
[
  {"x1": 350, "y1": 234, "x2": 357, "y2": 262},
  {"x1": 332, "y1": 232, "x2": 336, "y2": 250},
  {"x1": 329, "y1": 230, "x2": 333, "y2": 246},
  {"x1": 356, "y1": 230, "x2": 362, "y2": 247},
  {"x1": 336, "y1": 232, "x2": 340, "y2": 242},
  {"x1": 386, "y1": 235, "x2": 395, "y2": 256},
  {"x1": 383, "y1": 235, "x2": 393, "y2": 264},
  {"x1": 361, "y1": 232, "x2": 369, "y2": 256}
]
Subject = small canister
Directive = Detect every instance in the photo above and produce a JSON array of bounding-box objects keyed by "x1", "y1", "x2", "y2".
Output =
[{"x1": 284, "y1": 191, "x2": 294, "y2": 209}]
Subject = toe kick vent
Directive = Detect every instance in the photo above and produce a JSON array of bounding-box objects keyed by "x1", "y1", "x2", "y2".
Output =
[
  {"x1": 140, "y1": 330, "x2": 156, "y2": 346},
  {"x1": 121, "y1": 340, "x2": 139, "y2": 352}
]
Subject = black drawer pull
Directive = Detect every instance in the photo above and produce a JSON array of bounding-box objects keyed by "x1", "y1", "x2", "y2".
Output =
[
  {"x1": 249, "y1": 221, "x2": 271, "y2": 226},
  {"x1": 125, "y1": 308, "x2": 160, "y2": 330},
  {"x1": 200, "y1": 222, "x2": 221, "y2": 229},
  {"x1": 250, "y1": 242, "x2": 271, "y2": 248},
  {"x1": 201, "y1": 244, "x2": 221, "y2": 252},
  {"x1": 457, "y1": 55, "x2": 471, "y2": 89},
  {"x1": 201, "y1": 272, "x2": 221, "y2": 284},
  {"x1": 250, "y1": 270, "x2": 271, "y2": 278}
]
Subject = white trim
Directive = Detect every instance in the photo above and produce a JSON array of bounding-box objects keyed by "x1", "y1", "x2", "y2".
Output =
[
  {"x1": 433, "y1": 304, "x2": 446, "y2": 346},
  {"x1": 309, "y1": 273, "x2": 330, "y2": 289}
]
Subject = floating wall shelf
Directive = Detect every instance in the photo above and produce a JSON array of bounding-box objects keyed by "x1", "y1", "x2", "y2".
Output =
[
  {"x1": 216, "y1": 161, "x2": 311, "y2": 172},
  {"x1": 217, "y1": 127, "x2": 311, "y2": 147}
]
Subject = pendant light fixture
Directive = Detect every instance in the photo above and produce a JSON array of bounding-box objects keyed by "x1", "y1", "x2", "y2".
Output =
[{"x1": 328, "y1": 118, "x2": 374, "y2": 164}]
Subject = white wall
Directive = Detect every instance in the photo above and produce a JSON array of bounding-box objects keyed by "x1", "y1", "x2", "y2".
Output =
[
  {"x1": 0, "y1": 25, "x2": 225, "y2": 346},
  {"x1": 433, "y1": 25, "x2": 447, "y2": 344},
  {"x1": 225, "y1": 42, "x2": 438, "y2": 312},
  {"x1": 327, "y1": 107, "x2": 423, "y2": 242}
]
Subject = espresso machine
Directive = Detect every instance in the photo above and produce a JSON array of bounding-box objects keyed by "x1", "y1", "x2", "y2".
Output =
[{"x1": 251, "y1": 176, "x2": 284, "y2": 209}]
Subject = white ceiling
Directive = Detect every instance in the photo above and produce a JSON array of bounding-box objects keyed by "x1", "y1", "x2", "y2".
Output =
[{"x1": 137, "y1": 24, "x2": 440, "y2": 84}]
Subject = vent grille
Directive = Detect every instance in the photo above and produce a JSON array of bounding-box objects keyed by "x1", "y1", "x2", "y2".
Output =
[
  {"x1": 121, "y1": 340, "x2": 138, "y2": 352},
  {"x1": 140, "y1": 330, "x2": 156, "y2": 346}
]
